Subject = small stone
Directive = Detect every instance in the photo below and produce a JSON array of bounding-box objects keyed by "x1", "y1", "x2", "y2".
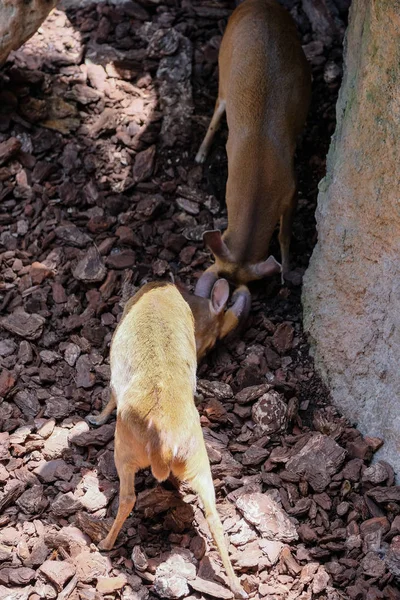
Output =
[
  {"x1": 189, "y1": 536, "x2": 207, "y2": 560},
  {"x1": 386, "y1": 535, "x2": 400, "y2": 578},
  {"x1": 71, "y1": 423, "x2": 115, "y2": 447},
  {"x1": 313, "y1": 492, "x2": 332, "y2": 511},
  {"x1": 324, "y1": 61, "x2": 342, "y2": 84},
  {"x1": 367, "y1": 486, "x2": 400, "y2": 504},
  {"x1": 241, "y1": 445, "x2": 270, "y2": 466},
  {"x1": 336, "y1": 501, "x2": 350, "y2": 516},
  {"x1": 259, "y1": 539, "x2": 283, "y2": 566},
  {"x1": 39, "y1": 350, "x2": 60, "y2": 365},
  {"x1": 312, "y1": 565, "x2": 331, "y2": 594},
  {"x1": 3, "y1": 567, "x2": 36, "y2": 586},
  {"x1": 0, "y1": 585, "x2": 32, "y2": 600},
  {"x1": 44, "y1": 397, "x2": 71, "y2": 419},
  {"x1": 133, "y1": 145, "x2": 156, "y2": 183},
  {"x1": 236, "y1": 492, "x2": 297, "y2": 542},
  {"x1": 362, "y1": 462, "x2": 389, "y2": 485},
  {"x1": 0, "y1": 138, "x2": 21, "y2": 165},
  {"x1": 230, "y1": 519, "x2": 258, "y2": 547},
  {"x1": 197, "y1": 380, "x2": 233, "y2": 399},
  {"x1": 0, "y1": 339, "x2": 16, "y2": 357},
  {"x1": 176, "y1": 197, "x2": 199, "y2": 215},
  {"x1": 135, "y1": 195, "x2": 164, "y2": 220},
  {"x1": 272, "y1": 322, "x2": 294, "y2": 354},
  {"x1": 52, "y1": 282, "x2": 68, "y2": 304},
  {"x1": 39, "y1": 560, "x2": 76, "y2": 592},
  {"x1": 286, "y1": 433, "x2": 346, "y2": 492},
  {"x1": 98, "y1": 450, "x2": 118, "y2": 480},
  {"x1": 235, "y1": 384, "x2": 271, "y2": 405},
  {"x1": 1, "y1": 310, "x2": 45, "y2": 340},
  {"x1": 154, "y1": 572, "x2": 189, "y2": 599},
  {"x1": 33, "y1": 459, "x2": 74, "y2": 483},
  {"x1": 30, "y1": 262, "x2": 55, "y2": 285},
  {"x1": 148, "y1": 28, "x2": 180, "y2": 58},
  {"x1": 232, "y1": 540, "x2": 261, "y2": 568},
  {"x1": 365, "y1": 437, "x2": 384, "y2": 452},
  {"x1": 152, "y1": 259, "x2": 169, "y2": 276},
  {"x1": 361, "y1": 551, "x2": 386, "y2": 578},
  {"x1": 13, "y1": 389, "x2": 40, "y2": 418},
  {"x1": 0, "y1": 545, "x2": 12, "y2": 562},
  {"x1": 346, "y1": 438, "x2": 372, "y2": 461},
  {"x1": 64, "y1": 343, "x2": 81, "y2": 366},
  {"x1": 76, "y1": 355, "x2": 96, "y2": 389},
  {"x1": 342, "y1": 458, "x2": 363, "y2": 482},
  {"x1": 52, "y1": 492, "x2": 82, "y2": 517},
  {"x1": 252, "y1": 391, "x2": 287, "y2": 434},
  {"x1": 43, "y1": 427, "x2": 70, "y2": 459},
  {"x1": 36, "y1": 418, "x2": 56, "y2": 439},
  {"x1": 116, "y1": 226, "x2": 140, "y2": 247},
  {"x1": 131, "y1": 546, "x2": 148, "y2": 572},
  {"x1": 153, "y1": 549, "x2": 196, "y2": 599},
  {"x1": 68, "y1": 84, "x2": 103, "y2": 104},
  {"x1": 73, "y1": 550, "x2": 111, "y2": 583},
  {"x1": 97, "y1": 575, "x2": 127, "y2": 593},
  {"x1": 55, "y1": 224, "x2": 92, "y2": 248},
  {"x1": 204, "y1": 398, "x2": 227, "y2": 423},
  {"x1": 24, "y1": 538, "x2": 50, "y2": 567},
  {"x1": 81, "y1": 481, "x2": 109, "y2": 513},
  {"x1": 16, "y1": 485, "x2": 48, "y2": 514},
  {"x1": 189, "y1": 578, "x2": 233, "y2": 599},
  {"x1": 106, "y1": 250, "x2": 136, "y2": 269},
  {"x1": 179, "y1": 246, "x2": 196, "y2": 264},
  {"x1": 73, "y1": 247, "x2": 106, "y2": 282},
  {"x1": 0, "y1": 369, "x2": 15, "y2": 398}
]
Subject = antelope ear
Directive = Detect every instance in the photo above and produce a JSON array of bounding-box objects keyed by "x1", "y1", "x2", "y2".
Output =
[
  {"x1": 219, "y1": 284, "x2": 251, "y2": 339},
  {"x1": 203, "y1": 230, "x2": 231, "y2": 260},
  {"x1": 210, "y1": 279, "x2": 230, "y2": 315},
  {"x1": 250, "y1": 255, "x2": 281, "y2": 279}
]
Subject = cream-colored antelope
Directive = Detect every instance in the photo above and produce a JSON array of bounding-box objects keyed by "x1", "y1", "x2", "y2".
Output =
[{"x1": 88, "y1": 282, "x2": 247, "y2": 599}]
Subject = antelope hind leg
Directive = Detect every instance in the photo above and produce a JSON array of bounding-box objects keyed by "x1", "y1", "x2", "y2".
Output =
[
  {"x1": 86, "y1": 390, "x2": 117, "y2": 426},
  {"x1": 183, "y1": 446, "x2": 247, "y2": 598}
]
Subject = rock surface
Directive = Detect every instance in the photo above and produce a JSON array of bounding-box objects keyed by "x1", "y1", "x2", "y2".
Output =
[
  {"x1": 0, "y1": 0, "x2": 57, "y2": 66},
  {"x1": 302, "y1": 0, "x2": 400, "y2": 480}
]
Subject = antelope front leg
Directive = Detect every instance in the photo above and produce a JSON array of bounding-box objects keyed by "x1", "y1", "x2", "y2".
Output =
[
  {"x1": 195, "y1": 99, "x2": 226, "y2": 164},
  {"x1": 99, "y1": 420, "x2": 138, "y2": 550}
]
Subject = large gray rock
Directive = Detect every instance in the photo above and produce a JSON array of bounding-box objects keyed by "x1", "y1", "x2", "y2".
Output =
[
  {"x1": 303, "y1": 1, "x2": 400, "y2": 478},
  {"x1": 0, "y1": 0, "x2": 57, "y2": 66}
]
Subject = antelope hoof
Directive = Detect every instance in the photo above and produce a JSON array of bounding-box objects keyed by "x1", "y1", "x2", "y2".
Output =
[
  {"x1": 86, "y1": 414, "x2": 107, "y2": 427},
  {"x1": 195, "y1": 148, "x2": 207, "y2": 164},
  {"x1": 232, "y1": 584, "x2": 248, "y2": 599},
  {"x1": 98, "y1": 538, "x2": 113, "y2": 552}
]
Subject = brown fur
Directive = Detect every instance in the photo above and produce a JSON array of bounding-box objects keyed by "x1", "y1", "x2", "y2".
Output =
[
  {"x1": 89, "y1": 283, "x2": 246, "y2": 598},
  {"x1": 196, "y1": 0, "x2": 311, "y2": 284}
]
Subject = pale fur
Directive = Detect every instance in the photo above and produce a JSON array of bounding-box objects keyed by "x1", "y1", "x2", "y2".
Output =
[{"x1": 94, "y1": 283, "x2": 246, "y2": 599}]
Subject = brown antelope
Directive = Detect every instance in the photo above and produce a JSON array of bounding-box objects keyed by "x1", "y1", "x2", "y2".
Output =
[
  {"x1": 195, "y1": 0, "x2": 311, "y2": 299},
  {"x1": 87, "y1": 282, "x2": 247, "y2": 598}
]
